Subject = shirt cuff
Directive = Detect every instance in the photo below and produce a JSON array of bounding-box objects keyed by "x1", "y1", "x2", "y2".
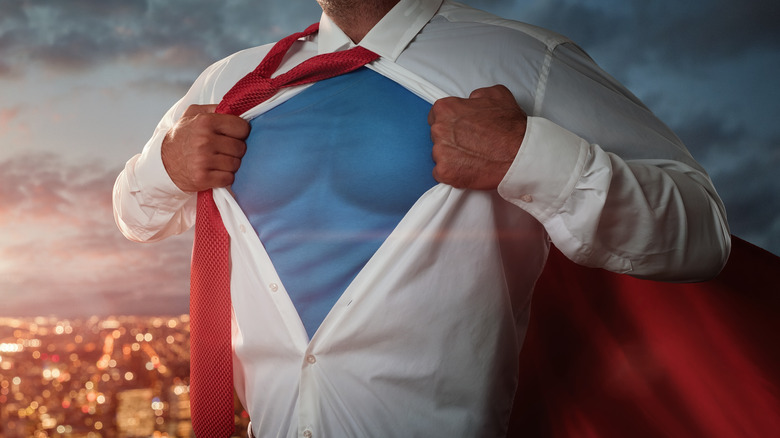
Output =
[
  {"x1": 497, "y1": 116, "x2": 590, "y2": 221},
  {"x1": 132, "y1": 136, "x2": 193, "y2": 211}
]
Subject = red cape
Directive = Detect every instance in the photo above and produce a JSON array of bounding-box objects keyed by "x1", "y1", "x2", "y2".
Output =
[{"x1": 510, "y1": 237, "x2": 780, "y2": 437}]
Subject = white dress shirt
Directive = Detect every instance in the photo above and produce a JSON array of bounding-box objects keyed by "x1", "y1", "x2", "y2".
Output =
[{"x1": 113, "y1": 0, "x2": 731, "y2": 436}]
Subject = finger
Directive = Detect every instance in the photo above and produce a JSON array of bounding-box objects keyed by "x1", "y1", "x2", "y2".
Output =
[
  {"x1": 211, "y1": 114, "x2": 251, "y2": 140},
  {"x1": 428, "y1": 120, "x2": 451, "y2": 146},
  {"x1": 208, "y1": 153, "x2": 243, "y2": 174},
  {"x1": 187, "y1": 158, "x2": 239, "y2": 190},
  {"x1": 469, "y1": 84, "x2": 511, "y2": 100},
  {"x1": 431, "y1": 141, "x2": 445, "y2": 164},
  {"x1": 429, "y1": 96, "x2": 466, "y2": 125},
  {"x1": 431, "y1": 142, "x2": 464, "y2": 183},
  {"x1": 185, "y1": 111, "x2": 250, "y2": 140},
  {"x1": 207, "y1": 169, "x2": 238, "y2": 189},
  {"x1": 214, "y1": 137, "x2": 248, "y2": 159},
  {"x1": 428, "y1": 103, "x2": 444, "y2": 126},
  {"x1": 182, "y1": 103, "x2": 218, "y2": 117},
  {"x1": 468, "y1": 87, "x2": 490, "y2": 99},
  {"x1": 432, "y1": 158, "x2": 465, "y2": 187}
]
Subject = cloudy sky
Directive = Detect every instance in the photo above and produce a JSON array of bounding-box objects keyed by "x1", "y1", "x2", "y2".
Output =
[{"x1": 1, "y1": 0, "x2": 778, "y2": 317}]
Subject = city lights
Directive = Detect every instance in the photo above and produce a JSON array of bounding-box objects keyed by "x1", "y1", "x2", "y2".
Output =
[
  {"x1": 0, "y1": 315, "x2": 253, "y2": 437},
  {"x1": 0, "y1": 343, "x2": 23, "y2": 353}
]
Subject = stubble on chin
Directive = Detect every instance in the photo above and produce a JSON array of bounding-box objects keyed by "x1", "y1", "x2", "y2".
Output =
[
  {"x1": 317, "y1": 0, "x2": 360, "y2": 19},
  {"x1": 317, "y1": 0, "x2": 395, "y2": 22}
]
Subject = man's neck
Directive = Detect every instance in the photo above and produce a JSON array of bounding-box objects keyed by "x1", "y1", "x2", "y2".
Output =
[{"x1": 317, "y1": 0, "x2": 401, "y2": 43}]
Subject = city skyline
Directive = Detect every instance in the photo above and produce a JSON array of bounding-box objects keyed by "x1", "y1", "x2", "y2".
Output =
[
  {"x1": 1, "y1": 0, "x2": 779, "y2": 317},
  {"x1": 0, "y1": 315, "x2": 232, "y2": 437}
]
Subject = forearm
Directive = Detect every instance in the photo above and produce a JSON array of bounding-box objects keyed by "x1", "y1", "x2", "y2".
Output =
[
  {"x1": 113, "y1": 127, "x2": 196, "y2": 243},
  {"x1": 499, "y1": 117, "x2": 730, "y2": 281}
]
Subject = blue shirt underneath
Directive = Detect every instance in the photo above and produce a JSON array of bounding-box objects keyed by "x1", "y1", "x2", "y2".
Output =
[{"x1": 232, "y1": 68, "x2": 436, "y2": 338}]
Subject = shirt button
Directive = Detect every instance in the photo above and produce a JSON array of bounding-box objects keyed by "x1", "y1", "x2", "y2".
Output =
[
  {"x1": 269, "y1": 283, "x2": 278, "y2": 292},
  {"x1": 520, "y1": 194, "x2": 533, "y2": 203},
  {"x1": 239, "y1": 224, "x2": 247, "y2": 233},
  {"x1": 306, "y1": 355, "x2": 316, "y2": 364},
  {"x1": 303, "y1": 430, "x2": 313, "y2": 438}
]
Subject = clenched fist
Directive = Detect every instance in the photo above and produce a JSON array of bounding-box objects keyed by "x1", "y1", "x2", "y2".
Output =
[
  {"x1": 428, "y1": 85, "x2": 527, "y2": 190},
  {"x1": 161, "y1": 104, "x2": 251, "y2": 192}
]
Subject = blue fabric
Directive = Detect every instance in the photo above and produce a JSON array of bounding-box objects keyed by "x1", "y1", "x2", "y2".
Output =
[{"x1": 232, "y1": 68, "x2": 436, "y2": 338}]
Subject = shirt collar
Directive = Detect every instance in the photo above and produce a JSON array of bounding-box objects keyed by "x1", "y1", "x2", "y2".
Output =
[{"x1": 317, "y1": 0, "x2": 443, "y2": 61}]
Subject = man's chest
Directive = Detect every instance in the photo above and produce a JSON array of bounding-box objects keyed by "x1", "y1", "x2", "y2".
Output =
[
  {"x1": 232, "y1": 67, "x2": 436, "y2": 219},
  {"x1": 229, "y1": 67, "x2": 439, "y2": 336}
]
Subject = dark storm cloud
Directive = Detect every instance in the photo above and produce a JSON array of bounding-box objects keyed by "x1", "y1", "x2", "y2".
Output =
[
  {"x1": 671, "y1": 111, "x2": 747, "y2": 164},
  {"x1": 633, "y1": 0, "x2": 780, "y2": 62},
  {"x1": 1, "y1": 0, "x2": 148, "y2": 75},
  {"x1": 0, "y1": 0, "x2": 321, "y2": 77},
  {"x1": 514, "y1": 0, "x2": 780, "y2": 73},
  {"x1": 3, "y1": 0, "x2": 777, "y2": 77},
  {"x1": 668, "y1": 113, "x2": 780, "y2": 254},
  {"x1": 713, "y1": 141, "x2": 780, "y2": 251}
]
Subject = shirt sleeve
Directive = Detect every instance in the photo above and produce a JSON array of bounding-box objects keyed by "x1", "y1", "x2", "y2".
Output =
[
  {"x1": 112, "y1": 58, "x2": 233, "y2": 243},
  {"x1": 498, "y1": 42, "x2": 731, "y2": 281}
]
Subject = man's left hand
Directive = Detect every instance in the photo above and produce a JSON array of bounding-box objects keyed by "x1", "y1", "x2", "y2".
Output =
[{"x1": 428, "y1": 85, "x2": 527, "y2": 190}]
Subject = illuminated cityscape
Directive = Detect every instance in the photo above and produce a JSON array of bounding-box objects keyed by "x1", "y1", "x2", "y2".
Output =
[{"x1": 0, "y1": 316, "x2": 249, "y2": 438}]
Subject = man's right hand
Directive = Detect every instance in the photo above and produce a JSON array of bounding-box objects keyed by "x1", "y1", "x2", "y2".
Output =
[{"x1": 161, "y1": 104, "x2": 250, "y2": 192}]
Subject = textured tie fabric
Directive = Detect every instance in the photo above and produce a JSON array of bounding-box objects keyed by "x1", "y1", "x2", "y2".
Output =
[
  {"x1": 189, "y1": 23, "x2": 379, "y2": 438},
  {"x1": 217, "y1": 23, "x2": 380, "y2": 116}
]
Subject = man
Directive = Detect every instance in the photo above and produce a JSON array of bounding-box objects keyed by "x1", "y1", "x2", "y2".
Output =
[{"x1": 113, "y1": 0, "x2": 731, "y2": 436}]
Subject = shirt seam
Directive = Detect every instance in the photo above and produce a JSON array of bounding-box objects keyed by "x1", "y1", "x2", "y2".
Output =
[
  {"x1": 434, "y1": 2, "x2": 567, "y2": 116},
  {"x1": 532, "y1": 45, "x2": 555, "y2": 116}
]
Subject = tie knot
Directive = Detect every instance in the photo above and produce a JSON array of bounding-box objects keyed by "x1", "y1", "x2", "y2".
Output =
[{"x1": 216, "y1": 25, "x2": 379, "y2": 116}]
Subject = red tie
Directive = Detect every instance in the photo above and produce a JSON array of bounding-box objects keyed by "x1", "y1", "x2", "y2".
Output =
[{"x1": 189, "y1": 23, "x2": 379, "y2": 437}]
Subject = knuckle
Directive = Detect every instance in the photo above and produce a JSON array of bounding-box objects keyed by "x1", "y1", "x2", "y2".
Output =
[
  {"x1": 431, "y1": 144, "x2": 443, "y2": 163},
  {"x1": 185, "y1": 103, "x2": 216, "y2": 116},
  {"x1": 469, "y1": 88, "x2": 488, "y2": 99},
  {"x1": 429, "y1": 124, "x2": 447, "y2": 141},
  {"x1": 235, "y1": 140, "x2": 248, "y2": 157},
  {"x1": 433, "y1": 162, "x2": 456, "y2": 184},
  {"x1": 192, "y1": 112, "x2": 215, "y2": 128},
  {"x1": 432, "y1": 97, "x2": 458, "y2": 115},
  {"x1": 191, "y1": 152, "x2": 212, "y2": 169},
  {"x1": 430, "y1": 100, "x2": 443, "y2": 116},
  {"x1": 492, "y1": 84, "x2": 510, "y2": 94},
  {"x1": 219, "y1": 172, "x2": 235, "y2": 188},
  {"x1": 182, "y1": 104, "x2": 201, "y2": 117},
  {"x1": 191, "y1": 169, "x2": 210, "y2": 189},
  {"x1": 182, "y1": 104, "x2": 210, "y2": 121},
  {"x1": 231, "y1": 156, "x2": 243, "y2": 172},
  {"x1": 238, "y1": 119, "x2": 252, "y2": 138},
  {"x1": 494, "y1": 84, "x2": 511, "y2": 94},
  {"x1": 470, "y1": 84, "x2": 511, "y2": 100},
  {"x1": 432, "y1": 166, "x2": 444, "y2": 183},
  {"x1": 190, "y1": 138, "x2": 209, "y2": 154}
]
